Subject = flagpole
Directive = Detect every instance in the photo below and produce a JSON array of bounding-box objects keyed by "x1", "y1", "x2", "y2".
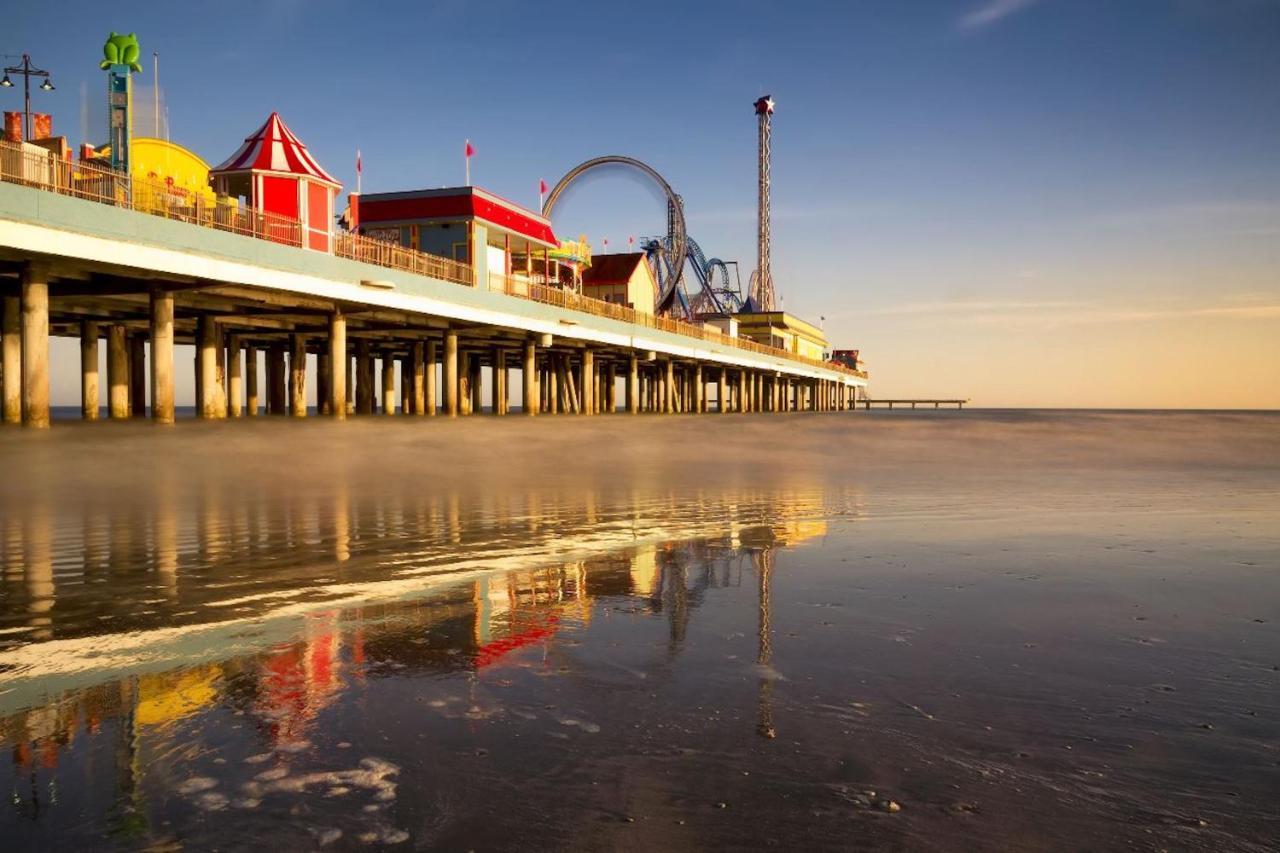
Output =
[
  {"x1": 465, "y1": 139, "x2": 470, "y2": 186},
  {"x1": 356, "y1": 149, "x2": 362, "y2": 194},
  {"x1": 153, "y1": 51, "x2": 159, "y2": 137}
]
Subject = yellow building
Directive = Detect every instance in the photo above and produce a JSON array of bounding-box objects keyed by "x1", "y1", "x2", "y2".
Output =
[
  {"x1": 581, "y1": 252, "x2": 657, "y2": 315},
  {"x1": 734, "y1": 312, "x2": 828, "y2": 360},
  {"x1": 95, "y1": 137, "x2": 220, "y2": 215}
]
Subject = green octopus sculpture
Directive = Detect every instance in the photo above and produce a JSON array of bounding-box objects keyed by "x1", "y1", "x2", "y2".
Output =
[{"x1": 100, "y1": 32, "x2": 142, "y2": 73}]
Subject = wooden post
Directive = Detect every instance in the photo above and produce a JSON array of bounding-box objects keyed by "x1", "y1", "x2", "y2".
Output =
[
  {"x1": 605, "y1": 362, "x2": 616, "y2": 413},
  {"x1": 445, "y1": 330, "x2": 459, "y2": 417},
  {"x1": 150, "y1": 290, "x2": 174, "y2": 425},
  {"x1": 494, "y1": 347, "x2": 507, "y2": 415},
  {"x1": 245, "y1": 345, "x2": 259, "y2": 417},
  {"x1": 694, "y1": 363, "x2": 703, "y2": 414},
  {"x1": 523, "y1": 339, "x2": 537, "y2": 416},
  {"x1": 329, "y1": 313, "x2": 346, "y2": 420},
  {"x1": 459, "y1": 352, "x2": 471, "y2": 415},
  {"x1": 581, "y1": 348, "x2": 594, "y2": 416},
  {"x1": 718, "y1": 369, "x2": 728, "y2": 414},
  {"x1": 317, "y1": 351, "x2": 331, "y2": 416},
  {"x1": 412, "y1": 341, "x2": 425, "y2": 416},
  {"x1": 1, "y1": 295, "x2": 19, "y2": 424},
  {"x1": 356, "y1": 339, "x2": 373, "y2": 415},
  {"x1": 227, "y1": 335, "x2": 243, "y2": 418},
  {"x1": 80, "y1": 321, "x2": 99, "y2": 421},
  {"x1": 426, "y1": 339, "x2": 438, "y2": 417},
  {"x1": 381, "y1": 354, "x2": 395, "y2": 415}
]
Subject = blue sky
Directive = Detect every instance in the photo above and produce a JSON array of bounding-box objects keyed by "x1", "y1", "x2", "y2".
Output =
[{"x1": 6, "y1": 0, "x2": 1279, "y2": 406}]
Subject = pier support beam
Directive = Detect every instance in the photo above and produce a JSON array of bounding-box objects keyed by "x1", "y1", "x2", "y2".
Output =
[
  {"x1": 426, "y1": 340, "x2": 438, "y2": 417},
  {"x1": 227, "y1": 336, "x2": 243, "y2": 418},
  {"x1": 1, "y1": 296, "x2": 19, "y2": 424},
  {"x1": 356, "y1": 340, "x2": 373, "y2": 415},
  {"x1": 196, "y1": 317, "x2": 218, "y2": 419},
  {"x1": 470, "y1": 355, "x2": 483, "y2": 414},
  {"x1": 523, "y1": 340, "x2": 537, "y2": 416},
  {"x1": 444, "y1": 331, "x2": 459, "y2": 417},
  {"x1": 605, "y1": 362, "x2": 616, "y2": 413},
  {"x1": 245, "y1": 345, "x2": 259, "y2": 416},
  {"x1": 494, "y1": 347, "x2": 507, "y2": 415},
  {"x1": 581, "y1": 349, "x2": 594, "y2": 416},
  {"x1": 80, "y1": 321, "x2": 99, "y2": 421},
  {"x1": 317, "y1": 352, "x2": 331, "y2": 416},
  {"x1": 267, "y1": 344, "x2": 286, "y2": 415},
  {"x1": 150, "y1": 290, "x2": 174, "y2": 425},
  {"x1": 129, "y1": 335, "x2": 147, "y2": 417},
  {"x1": 329, "y1": 312, "x2": 346, "y2": 420},
  {"x1": 20, "y1": 266, "x2": 50, "y2": 429},
  {"x1": 412, "y1": 342, "x2": 425, "y2": 416},
  {"x1": 108, "y1": 324, "x2": 130, "y2": 420},
  {"x1": 290, "y1": 335, "x2": 308, "y2": 417},
  {"x1": 381, "y1": 354, "x2": 395, "y2": 415},
  {"x1": 627, "y1": 354, "x2": 639, "y2": 415}
]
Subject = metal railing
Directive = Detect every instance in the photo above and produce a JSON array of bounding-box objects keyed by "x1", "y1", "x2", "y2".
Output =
[{"x1": 0, "y1": 138, "x2": 866, "y2": 380}]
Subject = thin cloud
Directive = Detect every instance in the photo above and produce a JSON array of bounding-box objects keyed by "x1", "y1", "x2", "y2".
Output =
[
  {"x1": 856, "y1": 297, "x2": 1280, "y2": 330},
  {"x1": 958, "y1": 0, "x2": 1042, "y2": 31}
]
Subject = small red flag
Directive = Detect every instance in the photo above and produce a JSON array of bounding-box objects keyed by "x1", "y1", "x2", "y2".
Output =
[
  {"x1": 464, "y1": 140, "x2": 475, "y2": 158},
  {"x1": 356, "y1": 150, "x2": 362, "y2": 174},
  {"x1": 539, "y1": 178, "x2": 548, "y2": 195}
]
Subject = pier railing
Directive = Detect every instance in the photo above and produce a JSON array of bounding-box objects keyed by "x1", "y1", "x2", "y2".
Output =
[{"x1": 0, "y1": 139, "x2": 867, "y2": 380}]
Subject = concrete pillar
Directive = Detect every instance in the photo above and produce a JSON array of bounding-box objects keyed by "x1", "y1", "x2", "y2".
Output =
[
  {"x1": 356, "y1": 340, "x2": 373, "y2": 415},
  {"x1": 268, "y1": 344, "x2": 287, "y2": 415},
  {"x1": 381, "y1": 354, "x2": 395, "y2": 415},
  {"x1": 470, "y1": 355, "x2": 483, "y2": 414},
  {"x1": 663, "y1": 360, "x2": 674, "y2": 414},
  {"x1": 329, "y1": 312, "x2": 346, "y2": 420},
  {"x1": 426, "y1": 340, "x2": 438, "y2": 416},
  {"x1": 605, "y1": 362, "x2": 616, "y2": 413},
  {"x1": 718, "y1": 369, "x2": 728, "y2": 414},
  {"x1": 494, "y1": 347, "x2": 507, "y2": 415},
  {"x1": 581, "y1": 349, "x2": 594, "y2": 416},
  {"x1": 108, "y1": 324, "x2": 130, "y2": 419},
  {"x1": 80, "y1": 321, "x2": 99, "y2": 420},
  {"x1": 412, "y1": 341, "x2": 425, "y2": 416},
  {"x1": 129, "y1": 335, "x2": 147, "y2": 417},
  {"x1": 738, "y1": 370, "x2": 748, "y2": 414},
  {"x1": 523, "y1": 340, "x2": 537, "y2": 416},
  {"x1": 150, "y1": 290, "x2": 174, "y2": 425},
  {"x1": 445, "y1": 331, "x2": 459, "y2": 417},
  {"x1": 458, "y1": 353, "x2": 471, "y2": 415},
  {"x1": 346, "y1": 354, "x2": 355, "y2": 415},
  {"x1": 1, "y1": 296, "x2": 19, "y2": 424},
  {"x1": 227, "y1": 335, "x2": 243, "y2": 418},
  {"x1": 317, "y1": 352, "x2": 330, "y2": 415},
  {"x1": 245, "y1": 345, "x2": 259, "y2": 416},
  {"x1": 196, "y1": 317, "x2": 219, "y2": 418},
  {"x1": 693, "y1": 363, "x2": 703, "y2": 413},
  {"x1": 289, "y1": 334, "x2": 307, "y2": 417},
  {"x1": 20, "y1": 268, "x2": 50, "y2": 429},
  {"x1": 399, "y1": 353, "x2": 409, "y2": 412},
  {"x1": 627, "y1": 354, "x2": 639, "y2": 414}
]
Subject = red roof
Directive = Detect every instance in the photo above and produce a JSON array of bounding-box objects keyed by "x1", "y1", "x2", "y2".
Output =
[
  {"x1": 358, "y1": 186, "x2": 557, "y2": 248},
  {"x1": 210, "y1": 112, "x2": 339, "y2": 186},
  {"x1": 582, "y1": 252, "x2": 648, "y2": 285}
]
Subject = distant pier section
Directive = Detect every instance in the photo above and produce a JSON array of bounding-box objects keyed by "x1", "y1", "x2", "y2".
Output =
[{"x1": 862, "y1": 399, "x2": 969, "y2": 410}]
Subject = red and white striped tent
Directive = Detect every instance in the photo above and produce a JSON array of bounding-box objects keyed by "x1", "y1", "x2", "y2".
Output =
[{"x1": 210, "y1": 112, "x2": 341, "y2": 251}]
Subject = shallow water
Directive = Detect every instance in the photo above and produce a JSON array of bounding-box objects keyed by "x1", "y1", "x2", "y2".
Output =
[{"x1": 1, "y1": 411, "x2": 1277, "y2": 851}]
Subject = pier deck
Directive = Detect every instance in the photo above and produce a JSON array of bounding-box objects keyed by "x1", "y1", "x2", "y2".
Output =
[{"x1": 862, "y1": 399, "x2": 968, "y2": 410}]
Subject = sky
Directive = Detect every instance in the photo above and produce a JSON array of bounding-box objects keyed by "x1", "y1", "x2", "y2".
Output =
[{"x1": 5, "y1": 0, "x2": 1279, "y2": 408}]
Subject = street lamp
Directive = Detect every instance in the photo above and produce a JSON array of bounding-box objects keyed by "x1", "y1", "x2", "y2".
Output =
[{"x1": 1, "y1": 54, "x2": 55, "y2": 141}]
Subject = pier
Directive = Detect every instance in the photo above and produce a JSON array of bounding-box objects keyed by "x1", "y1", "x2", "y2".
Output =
[
  {"x1": 0, "y1": 143, "x2": 867, "y2": 428},
  {"x1": 861, "y1": 399, "x2": 968, "y2": 410}
]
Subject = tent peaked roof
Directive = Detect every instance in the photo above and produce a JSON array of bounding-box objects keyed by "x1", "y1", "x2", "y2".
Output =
[{"x1": 211, "y1": 112, "x2": 339, "y2": 186}]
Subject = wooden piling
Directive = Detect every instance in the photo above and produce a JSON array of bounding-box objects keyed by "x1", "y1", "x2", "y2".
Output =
[
  {"x1": 356, "y1": 340, "x2": 373, "y2": 415},
  {"x1": 381, "y1": 354, "x2": 395, "y2": 415},
  {"x1": 494, "y1": 347, "x2": 507, "y2": 415},
  {"x1": 268, "y1": 344, "x2": 287, "y2": 415},
  {"x1": 581, "y1": 349, "x2": 594, "y2": 416},
  {"x1": 426, "y1": 340, "x2": 438, "y2": 416}
]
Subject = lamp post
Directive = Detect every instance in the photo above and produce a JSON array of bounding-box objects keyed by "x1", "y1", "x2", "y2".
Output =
[{"x1": 0, "y1": 54, "x2": 55, "y2": 141}]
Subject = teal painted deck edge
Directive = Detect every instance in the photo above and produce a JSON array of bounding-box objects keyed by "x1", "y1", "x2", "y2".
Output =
[{"x1": 0, "y1": 182, "x2": 852, "y2": 379}]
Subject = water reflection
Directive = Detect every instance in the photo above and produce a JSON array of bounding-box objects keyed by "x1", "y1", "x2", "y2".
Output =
[{"x1": 0, "y1": 479, "x2": 843, "y2": 847}]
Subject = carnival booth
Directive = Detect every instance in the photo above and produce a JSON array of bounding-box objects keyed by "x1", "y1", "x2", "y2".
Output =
[{"x1": 210, "y1": 112, "x2": 340, "y2": 251}]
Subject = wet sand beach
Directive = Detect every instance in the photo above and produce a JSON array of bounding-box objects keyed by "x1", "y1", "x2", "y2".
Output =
[{"x1": 0, "y1": 411, "x2": 1276, "y2": 851}]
